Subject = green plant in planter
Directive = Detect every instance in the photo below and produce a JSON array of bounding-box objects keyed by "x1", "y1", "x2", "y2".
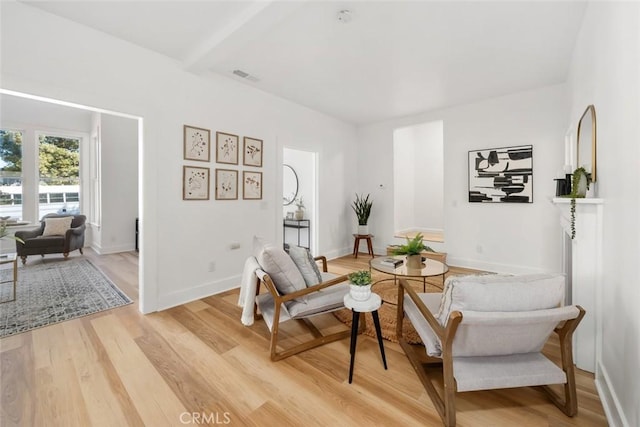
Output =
[
  {"x1": 568, "y1": 167, "x2": 592, "y2": 239},
  {"x1": 347, "y1": 270, "x2": 372, "y2": 286},
  {"x1": 0, "y1": 221, "x2": 24, "y2": 244},
  {"x1": 391, "y1": 233, "x2": 434, "y2": 256},
  {"x1": 351, "y1": 193, "x2": 372, "y2": 226}
]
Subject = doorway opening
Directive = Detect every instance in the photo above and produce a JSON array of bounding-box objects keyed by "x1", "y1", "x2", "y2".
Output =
[
  {"x1": 0, "y1": 88, "x2": 143, "y2": 310},
  {"x1": 393, "y1": 120, "x2": 444, "y2": 243},
  {"x1": 283, "y1": 148, "x2": 318, "y2": 255}
]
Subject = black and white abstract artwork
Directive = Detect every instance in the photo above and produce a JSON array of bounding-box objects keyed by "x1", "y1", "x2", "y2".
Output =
[{"x1": 468, "y1": 145, "x2": 533, "y2": 203}]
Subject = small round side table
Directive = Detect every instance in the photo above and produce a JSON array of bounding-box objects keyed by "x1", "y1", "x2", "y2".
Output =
[{"x1": 343, "y1": 293, "x2": 388, "y2": 383}]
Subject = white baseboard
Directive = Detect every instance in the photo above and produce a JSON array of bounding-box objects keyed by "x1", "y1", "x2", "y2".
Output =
[
  {"x1": 445, "y1": 256, "x2": 551, "y2": 274},
  {"x1": 595, "y1": 361, "x2": 629, "y2": 427},
  {"x1": 156, "y1": 274, "x2": 241, "y2": 311},
  {"x1": 91, "y1": 243, "x2": 135, "y2": 255}
]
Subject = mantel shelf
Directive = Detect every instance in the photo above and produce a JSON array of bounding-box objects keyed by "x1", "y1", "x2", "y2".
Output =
[{"x1": 551, "y1": 197, "x2": 604, "y2": 205}]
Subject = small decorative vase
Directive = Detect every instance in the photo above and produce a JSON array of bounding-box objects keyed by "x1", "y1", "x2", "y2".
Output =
[
  {"x1": 357, "y1": 225, "x2": 369, "y2": 235},
  {"x1": 294, "y1": 209, "x2": 304, "y2": 220},
  {"x1": 406, "y1": 254, "x2": 423, "y2": 269},
  {"x1": 349, "y1": 284, "x2": 372, "y2": 301}
]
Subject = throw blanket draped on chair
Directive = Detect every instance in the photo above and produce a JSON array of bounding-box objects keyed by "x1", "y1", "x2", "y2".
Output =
[{"x1": 238, "y1": 256, "x2": 262, "y2": 326}]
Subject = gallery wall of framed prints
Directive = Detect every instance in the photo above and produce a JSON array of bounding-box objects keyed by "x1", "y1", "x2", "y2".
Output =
[{"x1": 182, "y1": 124, "x2": 263, "y2": 201}]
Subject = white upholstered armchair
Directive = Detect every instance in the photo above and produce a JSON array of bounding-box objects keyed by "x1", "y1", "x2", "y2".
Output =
[{"x1": 396, "y1": 274, "x2": 585, "y2": 427}]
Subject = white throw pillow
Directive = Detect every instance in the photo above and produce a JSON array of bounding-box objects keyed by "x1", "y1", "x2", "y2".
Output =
[
  {"x1": 42, "y1": 216, "x2": 73, "y2": 237},
  {"x1": 257, "y1": 242, "x2": 307, "y2": 299},
  {"x1": 287, "y1": 245, "x2": 323, "y2": 287},
  {"x1": 437, "y1": 274, "x2": 565, "y2": 326}
]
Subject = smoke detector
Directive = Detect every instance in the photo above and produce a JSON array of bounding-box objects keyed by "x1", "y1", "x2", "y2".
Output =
[{"x1": 337, "y1": 9, "x2": 352, "y2": 23}]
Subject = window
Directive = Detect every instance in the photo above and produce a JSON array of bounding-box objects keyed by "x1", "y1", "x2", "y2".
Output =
[
  {"x1": 0, "y1": 129, "x2": 23, "y2": 220},
  {"x1": 38, "y1": 135, "x2": 80, "y2": 218}
]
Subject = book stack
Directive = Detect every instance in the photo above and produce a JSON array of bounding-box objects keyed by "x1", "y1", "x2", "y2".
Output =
[{"x1": 380, "y1": 258, "x2": 403, "y2": 268}]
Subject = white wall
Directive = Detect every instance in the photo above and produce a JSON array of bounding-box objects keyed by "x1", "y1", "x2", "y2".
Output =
[
  {"x1": 568, "y1": 3, "x2": 640, "y2": 426},
  {"x1": 358, "y1": 84, "x2": 567, "y2": 273},
  {"x1": 393, "y1": 129, "x2": 416, "y2": 233},
  {"x1": 393, "y1": 121, "x2": 444, "y2": 234},
  {"x1": 0, "y1": 2, "x2": 358, "y2": 312},
  {"x1": 95, "y1": 114, "x2": 138, "y2": 254}
]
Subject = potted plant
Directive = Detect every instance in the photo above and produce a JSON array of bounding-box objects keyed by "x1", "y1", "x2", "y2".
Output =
[
  {"x1": 568, "y1": 167, "x2": 592, "y2": 239},
  {"x1": 0, "y1": 220, "x2": 24, "y2": 258},
  {"x1": 352, "y1": 193, "x2": 373, "y2": 235},
  {"x1": 391, "y1": 233, "x2": 434, "y2": 269},
  {"x1": 347, "y1": 270, "x2": 372, "y2": 301},
  {"x1": 294, "y1": 197, "x2": 305, "y2": 220}
]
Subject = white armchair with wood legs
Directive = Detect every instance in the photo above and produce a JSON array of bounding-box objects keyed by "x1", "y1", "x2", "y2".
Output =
[
  {"x1": 396, "y1": 274, "x2": 585, "y2": 427},
  {"x1": 247, "y1": 240, "x2": 352, "y2": 361}
]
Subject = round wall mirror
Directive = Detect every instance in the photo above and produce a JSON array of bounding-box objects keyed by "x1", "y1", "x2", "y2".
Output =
[
  {"x1": 577, "y1": 105, "x2": 597, "y2": 182},
  {"x1": 283, "y1": 164, "x2": 298, "y2": 206}
]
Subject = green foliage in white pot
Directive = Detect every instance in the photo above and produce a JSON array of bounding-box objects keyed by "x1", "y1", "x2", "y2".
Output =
[
  {"x1": 351, "y1": 193, "x2": 372, "y2": 226},
  {"x1": 348, "y1": 270, "x2": 372, "y2": 286}
]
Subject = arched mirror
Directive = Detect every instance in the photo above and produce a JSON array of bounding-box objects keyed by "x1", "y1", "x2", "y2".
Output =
[
  {"x1": 283, "y1": 164, "x2": 298, "y2": 206},
  {"x1": 577, "y1": 105, "x2": 597, "y2": 182}
]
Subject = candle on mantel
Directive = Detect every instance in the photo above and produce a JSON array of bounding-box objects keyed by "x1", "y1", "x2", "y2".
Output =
[{"x1": 563, "y1": 164, "x2": 573, "y2": 174}]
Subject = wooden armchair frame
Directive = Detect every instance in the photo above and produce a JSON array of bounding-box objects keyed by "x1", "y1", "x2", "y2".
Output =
[
  {"x1": 254, "y1": 256, "x2": 353, "y2": 361},
  {"x1": 396, "y1": 278, "x2": 586, "y2": 427}
]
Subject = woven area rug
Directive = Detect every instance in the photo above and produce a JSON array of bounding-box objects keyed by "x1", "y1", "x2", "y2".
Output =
[
  {"x1": 334, "y1": 278, "x2": 444, "y2": 344},
  {"x1": 0, "y1": 259, "x2": 132, "y2": 338}
]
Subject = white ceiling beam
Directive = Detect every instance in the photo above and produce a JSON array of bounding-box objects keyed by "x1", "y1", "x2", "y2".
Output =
[{"x1": 182, "y1": 1, "x2": 304, "y2": 72}]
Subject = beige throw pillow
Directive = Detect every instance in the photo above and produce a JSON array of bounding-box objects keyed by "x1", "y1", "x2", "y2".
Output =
[{"x1": 42, "y1": 216, "x2": 73, "y2": 237}]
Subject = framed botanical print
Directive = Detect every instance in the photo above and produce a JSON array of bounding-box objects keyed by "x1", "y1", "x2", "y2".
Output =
[
  {"x1": 243, "y1": 171, "x2": 262, "y2": 200},
  {"x1": 215, "y1": 168, "x2": 238, "y2": 200},
  {"x1": 216, "y1": 131, "x2": 239, "y2": 165},
  {"x1": 183, "y1": 166, "x2": 210, "y2": 200},
  {"x1": 243, "y1": 137, "x2": 263, "y2": 167},
  {"x1": 183, "y1": 125, "x2": 210, "y2": 162}
]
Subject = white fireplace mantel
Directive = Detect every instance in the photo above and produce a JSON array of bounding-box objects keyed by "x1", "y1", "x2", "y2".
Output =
[{"x1": 551, "y1": 197, "x2": 603, "y2": 373}]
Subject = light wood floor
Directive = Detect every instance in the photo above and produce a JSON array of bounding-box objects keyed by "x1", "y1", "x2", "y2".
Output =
[{"x1": 0, "y1": 250, "x2": 608, "y2": 426}]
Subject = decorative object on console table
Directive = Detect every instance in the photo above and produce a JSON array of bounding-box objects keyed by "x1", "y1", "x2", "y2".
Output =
[
  {"x1": 352, "y1": 193, "x2": 372, "y2": 235},
  {"x1": 294, "y1": 197, "x2": 305, "y2": 220},
  {"x1": 390, "y1": 233, "x2": 434, "y2": 269},
  {"x1": 215, "y1": 131, "x2": 239, "y2": 165},
  {"x1": 468, "y1": 145, "x2": 533, "y2": 203},
  {"x1": 183, "y1": 125, "x2": 210, "y2": 162},
  {"x1": 347, "y1": 270, "x2": 372, "y2": 301}
]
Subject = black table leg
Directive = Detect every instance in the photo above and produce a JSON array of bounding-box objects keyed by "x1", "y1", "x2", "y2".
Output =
[
  {"x1": 348, "y1": 310, "x2": 360, "y2": 383},
  {"x1": 371, "y1": 310, "x2": 388, "y2": 370}
]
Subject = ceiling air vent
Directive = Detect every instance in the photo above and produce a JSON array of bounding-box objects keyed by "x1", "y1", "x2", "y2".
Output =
[{"x1": 232, "y1": 69, "x2": 259, "y2": 82}]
